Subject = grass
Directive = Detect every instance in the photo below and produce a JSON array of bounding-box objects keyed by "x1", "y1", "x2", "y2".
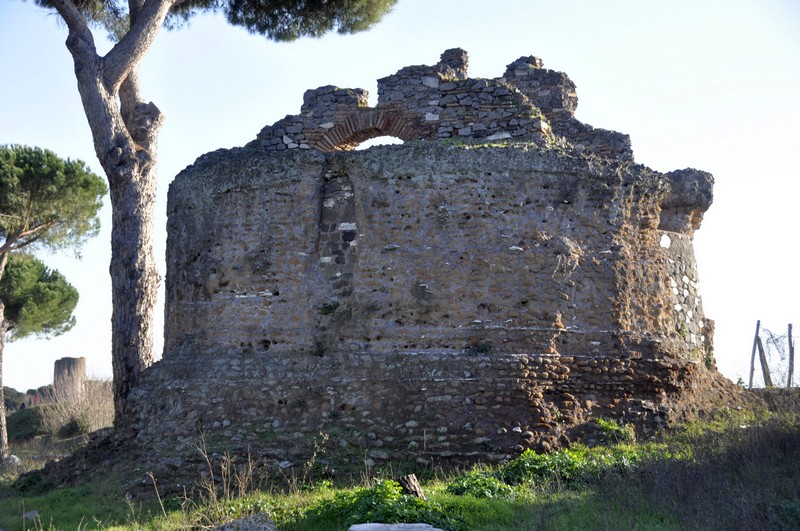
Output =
[
  {"x1": 0, "y1": 484, "x2": 142, "y2": 530},
  {"x1": 0, "y1": 394, "x2": 798, "y2": 530}
]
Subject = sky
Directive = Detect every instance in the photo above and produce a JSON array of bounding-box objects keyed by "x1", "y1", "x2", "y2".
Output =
[{"x1": 1, "y1": 0, "x2": 798, "y2": 391}]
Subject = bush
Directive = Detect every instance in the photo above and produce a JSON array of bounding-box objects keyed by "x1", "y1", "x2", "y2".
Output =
[
  {"x1": 58, "y1": 416, "x2": 90, "y2": 438},
  {"x1": 446, "y1": 470, "x2": 514, "y2": 499},
  {"x1": 500, "y1": 444, "x2": 659, "y2": 487},
  {"x1": 307, "y1": 479, "x2": 462, "y2": 529},
  {"x1": 502, "y1": 448, "x2": 592, "y2": 485},
  {"x1": 6, "y1": 406, "x2": 47, "y2": 441},
  {"x1": 38, "y1": 379, "x2": 113, "y2": 437},
  {"x1": 3, "y1": 386, "x2": 26, "y2": 413}
]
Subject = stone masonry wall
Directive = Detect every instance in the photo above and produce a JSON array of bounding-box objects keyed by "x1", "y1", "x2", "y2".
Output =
[
  {"x1": 115, "y1": 52, "x2": 739, "y2": 478},
  {"x1": 121, "y1": 142, "x2": 732, "y2": 470},
  {"x1": 248, "y1": 49, "x2": 632, "y2": 160}
]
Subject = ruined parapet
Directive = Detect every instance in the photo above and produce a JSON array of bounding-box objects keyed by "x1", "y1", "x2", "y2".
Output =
[
  {"x1": 249, "y1": 49, "x2": 631, "y2": 160},
  {"x1": 53, "y1": 357, "x2": 85, "y2": 403},
  {"x1": 501, "y1": 55, "x2": 632, "y2": 160}
]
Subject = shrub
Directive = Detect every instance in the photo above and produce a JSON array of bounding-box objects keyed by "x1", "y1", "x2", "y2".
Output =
[
  {"x1": 3, "y1": 386, "x2": 26, "y2": 412},
  {"x1": 58, "y1": 416, "x2": 91, "y2": 438},
  {"x1": 307, "y1": 479, "x2": 462, "y2": 529},
  {"x1": 6, "y1": 406, "x2": 47, "y2": 441},
  {"x1": 446, "y1": 471, "x2": 514, "y2": 499},
  {"x1": 502, "y1": 448, "x2": 591, "y2": 485},
  {"x1": 500, "y1": 444, "x2": 659, "y2": 487}
]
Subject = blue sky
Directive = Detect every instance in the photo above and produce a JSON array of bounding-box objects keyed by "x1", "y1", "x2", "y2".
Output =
[{"x1": 1, "y1": 0, "x2": 799, "y2": 390}]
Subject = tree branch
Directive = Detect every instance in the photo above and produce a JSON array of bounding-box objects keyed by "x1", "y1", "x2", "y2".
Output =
[
  {"x1": 0, "y1": 220, "x2": 59, "y2": 256},
  {"x1": 119, "y1": 70, "x2": 143, "y2": 132},
  {"x1": 10, "y1": 235, "x2": 47, "y2": 251},
  {"x1": 103, "y1": 0, "x2": 179, "y2": 93},
  {"x1": 0, "y1": 227, "x2": 24, "y2": 255},
  {"x1": 49, "y1": 0, "x2": 99, "y2": 65},
  {"x1": 0, "y1": 251, "x2": 8, "y2": 284},
  {"x1": 13, "y1": 219, "x2": 59, "y2": 244}
]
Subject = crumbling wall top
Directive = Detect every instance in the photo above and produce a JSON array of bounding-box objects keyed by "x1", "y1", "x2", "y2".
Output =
[{"x1": 249, "y1": 49, "x2": 633, "y2": 161}]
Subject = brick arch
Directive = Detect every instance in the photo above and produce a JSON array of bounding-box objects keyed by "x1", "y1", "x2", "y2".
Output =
[{"x1": 311, "y1": 109, "x2": 429, "y2": 152}]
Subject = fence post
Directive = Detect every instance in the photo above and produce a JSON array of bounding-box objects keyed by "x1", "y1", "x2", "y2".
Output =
[
  {"x1": 788, "y1": 324, "x2": 795, "y2": 388},
  {"x1": 749, "y1": 320, "x2": 760, "y2": 388},
  {"x1": 757, "y1": 336, "x2": 773, "y2": 387}
]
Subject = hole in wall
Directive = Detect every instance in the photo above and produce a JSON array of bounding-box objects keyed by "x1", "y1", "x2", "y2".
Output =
[{"x1": 355, "y1": 136, "x2": 404, "y2": 150}]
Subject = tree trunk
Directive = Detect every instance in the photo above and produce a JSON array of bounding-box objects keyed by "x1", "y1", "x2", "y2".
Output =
[
  {"x1": 58, "y1": 4, "x2": 167, "y2": 426},
  {"x1": 757, "y1": 336, "x2": 773, "y2": 387},
  {"x1": 0, "y1": 303, "x2": 9, "y2": 461},
  {"x1": 749, "y1": 320, "x2": 760, "y2": 388},
  {"x1": 74, "y1": 82, "x2": 161, "y2": 427},
  {"x1": 108, "y1": 161, "x2": 160, "y2": 426}
]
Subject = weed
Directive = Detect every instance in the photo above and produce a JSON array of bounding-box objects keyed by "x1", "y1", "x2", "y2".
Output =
[
  {"x1": 58, "y1": 416, "x2": 90, "y2": 438},
  {"x1": 2, "y1": 396, "x2": 798, "y2": 530},
  {"x1": 38, "y1": 379, "x2": 113, "y2": 437},
  {"x1": 170, "y1": 434, "x2": 265, "y2": 528},
  {"x1": 596, "y1": 417, "x2": 636, "y2": 444}
]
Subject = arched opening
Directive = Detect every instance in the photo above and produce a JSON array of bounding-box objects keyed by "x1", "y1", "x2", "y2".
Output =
[
  {"x1": 356, "y1": 136, "x2": 404, "y2": 150},
  {"x1": 311, "y1": 109, "x2": 426, "y2": 152}
]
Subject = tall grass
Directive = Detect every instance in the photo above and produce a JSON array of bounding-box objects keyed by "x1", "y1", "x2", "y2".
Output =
[
  {"x1": 2, "y1": 378, "x2": 114, "y2": 483},
  {"x1": 38, "y1": 379, "x2": 113, "y2": 438}
]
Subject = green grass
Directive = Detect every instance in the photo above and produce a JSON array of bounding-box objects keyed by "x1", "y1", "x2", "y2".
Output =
[
  {"x1": 1, "y1": 396, "x2": 798, "y2": 530},
  {"x1": 0, "y1": 482, "x2": 159, "y2": 530}
]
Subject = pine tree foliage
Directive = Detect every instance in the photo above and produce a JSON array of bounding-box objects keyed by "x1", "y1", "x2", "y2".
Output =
[
  {"x1": 34, "y1": 0, "x2": 397, "y2": 42},
  {"x1": 0, "y1": 145, "x2": 107, "y2": 255},
  {"x1": 0, "y1": 253, "x2": 78, "y2": 341}
]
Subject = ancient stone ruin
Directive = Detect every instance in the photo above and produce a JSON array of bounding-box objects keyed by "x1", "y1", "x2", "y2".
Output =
[
  {"x1": 53, "y1": 356, "x2": 86, "y2": 403},
  {"x1": 122, "y1": 49, "x2": 737, "y2": 471},
  {"x1": 248, "y1": 48, "x2": 631, "y2": 160}
]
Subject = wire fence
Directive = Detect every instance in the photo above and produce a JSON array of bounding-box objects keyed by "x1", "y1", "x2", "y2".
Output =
[{"x1": 749, "y1": 321, "x2": 796, "y2": 388}]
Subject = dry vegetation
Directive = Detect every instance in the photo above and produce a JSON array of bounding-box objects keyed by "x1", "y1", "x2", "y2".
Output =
[{"x1": 38, "y1": 379, "x2": 114, "y2": 438}]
